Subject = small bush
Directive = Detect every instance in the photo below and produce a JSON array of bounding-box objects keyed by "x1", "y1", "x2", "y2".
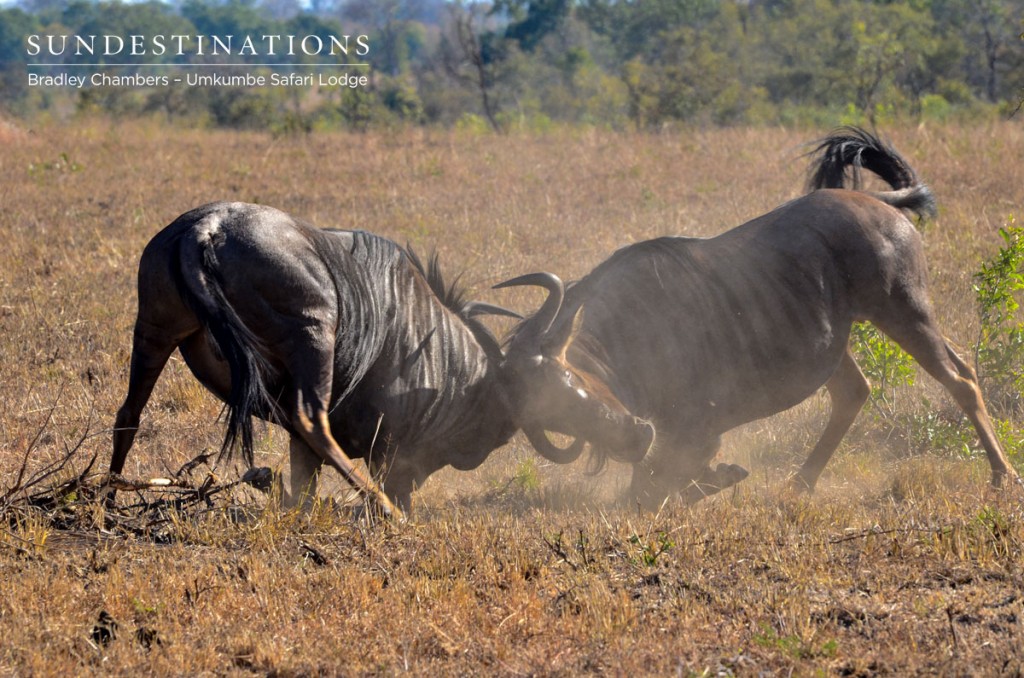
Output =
[
  {"x1": 850, "y1": 321, "x2": 916, "y2": 418},
  {"x1": 972, "y1": 218, "x2": 1024, "y2": 413}
]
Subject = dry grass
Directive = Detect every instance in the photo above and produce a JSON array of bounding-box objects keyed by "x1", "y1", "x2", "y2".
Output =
[{"x1": 1, "y1": 118, "x2": 1023, "y2": 675}]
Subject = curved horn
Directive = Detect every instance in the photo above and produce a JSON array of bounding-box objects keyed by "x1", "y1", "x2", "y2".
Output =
[
  {"x1": 523, "y1": 426, "x2": 586, "y2": 464},
  {"x1": 493, "y1": 272, "x2": 564, "y2": 339},
  {"x1": 462, "y1": 301, "x2": 523, "y2": 320}
]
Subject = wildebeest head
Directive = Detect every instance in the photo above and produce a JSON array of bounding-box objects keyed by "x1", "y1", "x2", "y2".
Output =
[{"x1": 496, "y1": 272, "x2": 655, "y2": 466}]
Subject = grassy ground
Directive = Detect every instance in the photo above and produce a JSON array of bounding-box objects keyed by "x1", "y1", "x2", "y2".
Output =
[{"x1": 1, "y1": 118, "x2": 1023, "y2": 675}]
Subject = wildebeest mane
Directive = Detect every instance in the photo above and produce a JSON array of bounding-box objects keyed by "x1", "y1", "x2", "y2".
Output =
[
  {"x1": 404, "y1": 245, "x2": 468, "y2": 316},
  {"x1": 403, "y1": 245, "x2": 507, "y2": 364}
]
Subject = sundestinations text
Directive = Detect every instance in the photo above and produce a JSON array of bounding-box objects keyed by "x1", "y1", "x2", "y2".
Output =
[{"x1": 26, "y1": 34, "x2": 370, "y2": 58}]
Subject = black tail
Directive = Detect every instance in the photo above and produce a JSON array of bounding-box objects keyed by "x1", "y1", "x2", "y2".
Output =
[
  {"x1": 173, "y1": 229, "x2": 277, "y2": 467},
  {"x1": 806, "y1": 126, "x2": 937, "y2": 219}
]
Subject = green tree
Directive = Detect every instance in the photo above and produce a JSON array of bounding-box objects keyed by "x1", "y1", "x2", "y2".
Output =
[
  {"x1": 0, "y1": 7, "x2": 41, "y2": 113},
  {"x1": 973, "y1": 220, "x2": 1024, "y2": 413},
  {"x1": 745, "y1": 0, "x2": 850, "y2": 115},
  {"x1": 438, "y1": 1, "x2": 525, "y2": 131},
  {"x1": 579, "y1": 0, "x2": 720, "y2": 61},
  {"x1": 618, "y1": 6, "x2": 756, "y2": 126},
  {"x1": 71, "y1": 2, "x2": 196, "y2": 65},
  {"x1": 847, "y1": 3, "x2": 936, "y2": 121},
  {"x1": 932, "y1": 0, "x2": 1024, "y2": 104},
  {"x1": 181, "y1": 0, "x2": 281, "y2": 52},
  {"x1": 342, "y1": 0, "x2": 428, "y2": 76},
  {"x1": 284, "y1": 13, "x2": 350, "y2": 64},
  {"x1": 495, "y1": 0, "x2": 571, "y2": 53}
]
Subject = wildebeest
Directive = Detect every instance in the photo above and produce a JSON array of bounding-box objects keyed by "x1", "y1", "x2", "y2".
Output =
[
  {"x1": 498, "y1": 128, "x2": 1021, "y2": 509},
  {"x1": 109, "y1": 201, "x2": 531, "y2": 518}
]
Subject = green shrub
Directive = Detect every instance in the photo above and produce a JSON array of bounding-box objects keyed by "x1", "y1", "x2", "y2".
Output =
[
  {"x1": 850, "y1": 321, "x2": 915, "y2": 417},
  {"x1": 920, "y1": 94, "x2": 952, "y2": 121},
  {"x1": 972, "y1": 218, "x2": 1024, "y2": 413}
]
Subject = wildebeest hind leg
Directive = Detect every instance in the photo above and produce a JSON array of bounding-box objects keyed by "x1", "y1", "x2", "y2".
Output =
[
  {"x1": 875, "y1": 315, "x2": 1020, "y2": 487},
  {"x1": 793, "y1": 349, "x2": 870, "y2": 491},
  {"x1": 110, "y1": 328, "x2": 181, "y2": 477}
]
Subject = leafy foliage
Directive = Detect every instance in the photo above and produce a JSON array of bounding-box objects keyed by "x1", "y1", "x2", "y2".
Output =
[
  {"x1": 628, "y1": 530, "x2": 674, "y2": 567},
  {"x1": 850, "y1": 321, "x2": 916, "y2": 417},
  {"x1": 973, "y1": 218, "x2": 1024, "y2": 413}
]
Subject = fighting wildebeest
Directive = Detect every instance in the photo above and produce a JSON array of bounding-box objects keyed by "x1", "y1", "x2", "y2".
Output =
[
  {"x1": 498, "y1": 128, "x2": 1021, "y2": 509},
  {"x1": 108, "y1": 202, "x2": 539, "y2": 518}
]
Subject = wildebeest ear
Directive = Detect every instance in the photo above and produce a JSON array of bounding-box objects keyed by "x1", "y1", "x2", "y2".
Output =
[{"x1": 541, "y1": 304, "x2": 584, "y2": 359}]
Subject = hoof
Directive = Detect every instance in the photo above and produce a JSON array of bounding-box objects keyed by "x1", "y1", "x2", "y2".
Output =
[
  {"x1": 101, "y1": 486, "x2": 119, "y2": 510},
  {"x1": 240, "y1": 466, "x2": 276, "y2": 493},
  {"x1": 713, "y1": 463, "x2": 749, "y2": 488},
  {"x1": 679, "y1": 463, "x2": 750, "y2": 505},
  {"x1": 788, "y1": 472, "x2": 817, "y2": 493},
  {"x1": 992, "y1": 469, "x2": 1023, "y2": 490},
  {"x1": 352, "y1": 498, "x2": 406, "y2": 524}
]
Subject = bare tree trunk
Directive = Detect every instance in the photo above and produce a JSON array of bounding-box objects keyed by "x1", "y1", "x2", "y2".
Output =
[
  {"x1": 442, "y1": 3, "x2": 503, "y2": 132},
  {"x1": 980, "y1": 11, "x2": 999, "y2": 102}
]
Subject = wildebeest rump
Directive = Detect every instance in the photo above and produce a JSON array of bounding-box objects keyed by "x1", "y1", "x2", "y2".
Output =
[
  {"x1": 499, "y1": 128, "x2": 1020, "y2": 508},
  {"x1": 109, "y1": 202, "x2": 522, "y2": 518}
]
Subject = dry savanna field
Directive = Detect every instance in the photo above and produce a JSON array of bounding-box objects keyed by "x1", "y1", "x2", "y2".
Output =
[{"x1": 1, "y1": 118, "x2": 1024, "y2": 675}]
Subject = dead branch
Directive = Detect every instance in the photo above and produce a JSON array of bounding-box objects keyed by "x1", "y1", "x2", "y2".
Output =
[{"x1": 5, "y1": 381, "x2": 65, "y2": 503}]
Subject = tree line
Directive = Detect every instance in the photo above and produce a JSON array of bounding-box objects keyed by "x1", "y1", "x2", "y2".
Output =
[{"x1": 1, "y1": 0, "x2": 1022, "y2": 131}]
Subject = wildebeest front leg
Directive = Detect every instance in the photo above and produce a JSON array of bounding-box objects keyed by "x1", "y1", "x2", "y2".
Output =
[
  {"x1": 292, "y1": 389, "x2": 403, "y2": 520},
  {"x1": 285, "y1": 437, "x2": 323, "y2": 510},
  {"x1": 371, "y1": 458, "x2": 416, "y2": 518},
  {"x1": 793, "y1": 348, "x2": 870, "y2": 491}
]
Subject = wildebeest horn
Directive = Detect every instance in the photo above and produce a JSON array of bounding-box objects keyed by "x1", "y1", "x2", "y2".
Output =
[
  {"x1": 523, "y1": 426, "x2": 586, "y2": 464},
  {"x1": 462, "y1": 301, "x2": 523, "y2": 320},
  {"x1": 494, "y1": 272, "x2": 564, "y2": 339}
]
